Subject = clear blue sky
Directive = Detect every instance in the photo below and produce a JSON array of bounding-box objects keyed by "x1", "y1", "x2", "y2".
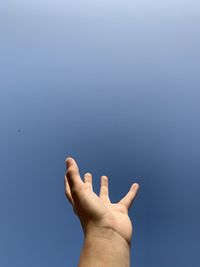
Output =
[{"x1": 0, "y1": 1, "x2": 200, "y2": 266}]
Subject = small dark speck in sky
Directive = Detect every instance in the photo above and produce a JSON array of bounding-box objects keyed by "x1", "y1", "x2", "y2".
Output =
[{"x1": 17, "y1": 129, "x2": 21, "y2": 133}]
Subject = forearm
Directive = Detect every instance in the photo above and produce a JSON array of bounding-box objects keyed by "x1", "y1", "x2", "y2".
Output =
[{"x1": 78, "y1": 227, "x2": 131, "y2": 267}]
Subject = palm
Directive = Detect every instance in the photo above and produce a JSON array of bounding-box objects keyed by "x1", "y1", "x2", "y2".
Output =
[{"x1": 65, "y1": 157, "x2": 139, "y2": 245}]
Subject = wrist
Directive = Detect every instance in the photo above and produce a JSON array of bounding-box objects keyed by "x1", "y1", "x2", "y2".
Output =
[
  {"x1": 79, "y1": 227, "x2": 131, "y2": 267},
  {"x1": 81, "y1": 216, "x2": 133, "y2": 248},
  {"x1": 85, "y1": 225, "x2": 131, "y2": 248}
]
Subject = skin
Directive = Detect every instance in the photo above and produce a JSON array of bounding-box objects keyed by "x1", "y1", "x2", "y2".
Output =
[{"x1": 64, "y1": 156, "x2": 139, "y2": 267}]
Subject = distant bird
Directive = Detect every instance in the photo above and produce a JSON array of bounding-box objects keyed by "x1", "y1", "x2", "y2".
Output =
[{"x1": 17, "y1": 129, "x2": 21, "y2": 133}]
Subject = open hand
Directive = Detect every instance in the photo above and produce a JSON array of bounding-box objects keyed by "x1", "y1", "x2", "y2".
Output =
[{"x1": 64, "y1": 157, "x2": 139, "y2": 245}]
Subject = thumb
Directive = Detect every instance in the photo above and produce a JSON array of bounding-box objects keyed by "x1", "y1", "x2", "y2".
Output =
[{"x1": 65, "y1": 157, "x2": 84, "y2": 192}]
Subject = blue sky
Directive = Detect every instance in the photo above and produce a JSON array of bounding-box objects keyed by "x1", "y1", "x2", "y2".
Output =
[{"x1": 0, "y1": 1, "x2": 200, "y2": 266}]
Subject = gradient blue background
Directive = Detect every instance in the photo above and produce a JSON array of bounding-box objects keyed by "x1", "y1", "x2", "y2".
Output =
[{"x1": 1, "y1": 1, "x2": 200, "y2": 266}]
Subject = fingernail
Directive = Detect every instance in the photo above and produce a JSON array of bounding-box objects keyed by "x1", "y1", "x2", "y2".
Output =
[
  {"x1": 66, "y1": 157, "x2": 73, "y2": 167},
  {"x1": 131, "y1": 183, "x2": 139, "y2": 191}
]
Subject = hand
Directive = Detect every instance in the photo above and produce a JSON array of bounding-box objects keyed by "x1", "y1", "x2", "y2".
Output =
[{"x1": 64, "y1": 157, "x2": 139, "y2": 245}]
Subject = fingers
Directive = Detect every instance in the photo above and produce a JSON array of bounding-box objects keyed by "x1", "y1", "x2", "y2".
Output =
[
  {"x1": 83, "y1": 173, "x2": 93, "y2": 191},
  {"x1": 118, "y1": 183, "x2": 139, "y2": 209},
  {"x1": 99, "y1": 176, "x2": 110, "y2": 203},
  {"x1": 65, "y1": 157, "x2": 84, "y2": 193}
]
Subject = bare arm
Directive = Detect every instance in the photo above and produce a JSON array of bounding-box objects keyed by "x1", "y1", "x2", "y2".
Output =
[{"x1": 64, "y1": 157, "x2": 139, "y2": 267}]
